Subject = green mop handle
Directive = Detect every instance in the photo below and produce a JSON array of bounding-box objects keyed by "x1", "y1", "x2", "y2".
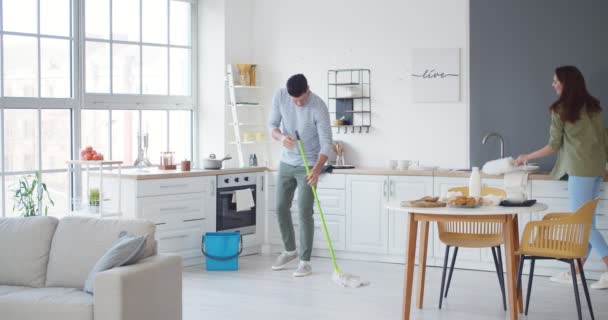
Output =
[{"x1": 294, "y1": 131, "x2": 341, "y2": 274}]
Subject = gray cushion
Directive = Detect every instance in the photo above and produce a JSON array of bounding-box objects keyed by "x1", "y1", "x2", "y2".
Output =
[
  {"x1": 0, "y1": 287, "x2": 93, "y2": 320},
  {"x1": 46, "y1": 216, "x2": 156, "y2": 288},
  {"x1": 83, "y1": 233, "x2": 146, "y2": 293},
  {"x1": 0, "y1": 216, "x2": 59, "y2": 287}
]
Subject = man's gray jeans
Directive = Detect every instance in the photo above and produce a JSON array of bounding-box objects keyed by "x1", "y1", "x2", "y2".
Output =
[{"x1": 276, "y1": 162, "x2": 315, "y2": 261}]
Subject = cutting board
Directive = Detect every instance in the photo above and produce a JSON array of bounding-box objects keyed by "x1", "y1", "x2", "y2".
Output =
[{"x1": 400, "y1": 200, "x2": 447, "y2": 208}]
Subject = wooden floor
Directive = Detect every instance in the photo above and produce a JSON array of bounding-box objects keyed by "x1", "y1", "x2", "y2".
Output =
[{"x1": 183, "y1": 254, "x2": 608, "y2": 320}]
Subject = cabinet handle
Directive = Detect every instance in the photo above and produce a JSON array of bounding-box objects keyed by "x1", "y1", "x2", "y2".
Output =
[
  {"x1": 160, "y1": 184, "x2": 188, "y2": 189},
  {"x1": 155, "y1": 222, "x2": 167, "y2": 226},
  {"x1": 183, "y1": 218, "x2": 205, "y2": 222},
  {"x1": 261, "y1": 176, "x2": 264, "y2": 191},
  {"x1": 159, "y1": 234, "x2": 188, "y2": 241},
  {"x1": 211, "y1": 180, "x2": 216, "y2": 196},
  {"x1": 383, "y1": 181, "x2": 387, "y2": 197},
  {"x1": 160, "y1": 206, "x2": 189, "y2": 212}
]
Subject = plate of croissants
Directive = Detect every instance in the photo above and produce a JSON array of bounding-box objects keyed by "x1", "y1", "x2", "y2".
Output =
[{"x1": 447, "y1": 196, "x2": 480, "y2": 208}]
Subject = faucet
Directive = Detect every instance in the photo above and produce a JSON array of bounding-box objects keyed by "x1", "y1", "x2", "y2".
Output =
[{"x1": 482, "y1": 132, "x2": 505, "y2": 159}]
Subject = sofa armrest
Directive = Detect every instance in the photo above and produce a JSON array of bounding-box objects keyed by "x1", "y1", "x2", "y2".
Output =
[{"x1": 94, "y1": 254, "x2": 182, "y2": 320}]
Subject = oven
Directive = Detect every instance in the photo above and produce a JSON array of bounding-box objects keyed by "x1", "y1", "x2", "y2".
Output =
[{"x1": 216, "y1": 173, "x2": 257, "y2": 235}]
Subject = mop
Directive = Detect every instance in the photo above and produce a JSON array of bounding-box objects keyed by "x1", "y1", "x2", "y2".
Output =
[{"x1": 295, "y1": 131, "x2": 369, "y2": 288}]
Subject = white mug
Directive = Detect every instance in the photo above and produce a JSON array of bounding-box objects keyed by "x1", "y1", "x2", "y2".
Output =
[
  {"x1": 386, "y1": 160, "x2": 398, "y2": 170},
  {"x1": 398, "y1": 160, "x2": 411, "y2": 170}
]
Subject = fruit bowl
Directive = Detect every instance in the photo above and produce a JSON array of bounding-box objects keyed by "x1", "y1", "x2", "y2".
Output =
[{"x1": 80, "y1": 146, "x2": 104, "y2": 161}]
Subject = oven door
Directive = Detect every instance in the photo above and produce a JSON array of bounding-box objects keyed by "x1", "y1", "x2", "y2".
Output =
[{"x1": 216, "y1": 185, "x2": 256, "y2": 235}]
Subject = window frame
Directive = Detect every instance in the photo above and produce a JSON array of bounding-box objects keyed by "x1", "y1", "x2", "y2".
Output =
[
  {"x1": 0, "y1": 0, "x2": 198, "y2": 217},
  {"x1": 82, "y1": 0, "x2": 197, "y2": 109}
]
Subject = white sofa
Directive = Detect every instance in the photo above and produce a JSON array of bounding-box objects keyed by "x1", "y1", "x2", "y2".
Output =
[{"x1": 0, "y1": 215, "x2": 182, "y2": 320}]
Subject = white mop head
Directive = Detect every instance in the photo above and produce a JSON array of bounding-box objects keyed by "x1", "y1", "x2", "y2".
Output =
[
  {"x1": 481, "y1": 157, "x2": 516, "y2": 175},
  {"x1": 332, "y1": 271, "x2": 370, "y2": 288}
]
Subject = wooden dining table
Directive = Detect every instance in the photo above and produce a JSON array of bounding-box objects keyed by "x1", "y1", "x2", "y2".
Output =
[{"x1": 386, "y1": 202, "x2": 548, "y2": 320}]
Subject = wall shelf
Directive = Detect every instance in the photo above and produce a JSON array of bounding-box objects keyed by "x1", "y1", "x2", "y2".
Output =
[
  {"x1": 226, "y1": 64, "x2": 270, "y2": 167},
  {"x1": 327, "y1": 69, "x2": 371, "y2": 134}
]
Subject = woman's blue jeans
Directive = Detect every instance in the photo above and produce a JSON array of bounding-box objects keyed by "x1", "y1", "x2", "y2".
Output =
[{"x1": 568, "y1": 176, "x2": 608, "y2": 259}]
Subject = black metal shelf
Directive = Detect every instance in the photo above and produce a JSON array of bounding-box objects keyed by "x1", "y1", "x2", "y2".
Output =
[{"x1": 327, "y1": 69, "x2": 371, "y2": 134}]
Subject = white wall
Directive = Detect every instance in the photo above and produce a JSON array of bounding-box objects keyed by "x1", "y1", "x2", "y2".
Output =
[
  {"x1": 198, "y1": 0, "x2": 227, "y2": 166},
  {"x1": 249, "y1": 0, "x2": 470, "y2": 169}
]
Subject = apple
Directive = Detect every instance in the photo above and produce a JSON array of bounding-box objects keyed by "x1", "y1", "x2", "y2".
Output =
[{"x1": 84, "y1": 153, "x2": 93, "y2": 161}]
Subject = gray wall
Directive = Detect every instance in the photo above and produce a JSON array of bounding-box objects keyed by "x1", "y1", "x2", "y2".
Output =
[{"x1": 470, "y1": 0, "x2": 608, "y2": 171}]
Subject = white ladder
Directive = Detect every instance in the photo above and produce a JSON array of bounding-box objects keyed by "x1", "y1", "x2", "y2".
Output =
[{"x1": 226, "y1": 64, "x2": 268, "y2": 167}]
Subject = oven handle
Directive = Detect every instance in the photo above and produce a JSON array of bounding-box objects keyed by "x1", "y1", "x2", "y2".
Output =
[
  {"x1": 219, "y1": 188, "x2": 255, "y2": 196},
  {"x1": 201, "y1": 234, "x2": 243, "y2": 261}
]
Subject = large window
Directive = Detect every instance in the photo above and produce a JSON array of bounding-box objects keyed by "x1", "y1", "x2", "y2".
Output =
[
  {"x1": 80, "y1": 109, "x2": 192, "y2": 166},
  {"x1": 1, "y1": 0, "x2": 75, "y2": 218},
  {"x1": 0, "y1": 0, "x2": 196, "y2": 218},
  {"x1": 85, "y1": 0, "x2": 192, "y2": 96}
]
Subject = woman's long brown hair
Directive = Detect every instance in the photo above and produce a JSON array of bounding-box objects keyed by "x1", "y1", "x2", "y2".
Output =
[{"x1": 549, "y1": 66, "x2": 601, "y2": 122}]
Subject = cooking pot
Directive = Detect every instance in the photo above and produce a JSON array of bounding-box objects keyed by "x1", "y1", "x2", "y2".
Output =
[{"x1": 203, "y1": 154, "x2": 231, "y2": 169}]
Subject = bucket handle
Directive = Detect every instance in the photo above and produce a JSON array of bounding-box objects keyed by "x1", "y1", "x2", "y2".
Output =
[{"x1": 201, "y1": 234, "x2": 244, "y2": 261}]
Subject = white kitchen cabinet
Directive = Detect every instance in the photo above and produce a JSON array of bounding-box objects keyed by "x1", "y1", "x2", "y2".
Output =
[
  {"x1": 387, "y1": 176, "x2": 434, "y2": 256},
  {"x1": 118, "y1": 175, "x2": 216, "y2": 266},
  {"x1": 346, "y1": 175, "x2": 388, "y2": 254}
]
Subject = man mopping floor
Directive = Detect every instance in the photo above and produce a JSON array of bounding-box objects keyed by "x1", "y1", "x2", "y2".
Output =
[{"x1": 268, "y1": 74, "x2": 332, "y2": 277}]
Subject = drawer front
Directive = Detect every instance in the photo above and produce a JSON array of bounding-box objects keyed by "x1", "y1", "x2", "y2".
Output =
[
  {"x1": 137, "y1": 177, "x2": 210, "y2": 197},
  {"x1": 531, "y1": 180, "x2": 568, "y2": 198},
  {"x1": 138, "y1": 193, "x2": 205, "y2": 225},
  {"x1": 156, "y1": 226, "x2": 204, "y2": 254},
  {"x1": 268, "y1": 187, "x2": 345, "y2": 215},
  {"x1": 266, "y1": 172, "x2": 345, "y2": 189},
  {"x1": 531, "y1": 180, "x2": 608, "y2": 200},
  {"x1": 318, "y1": 174, "x2": 346, "y2": 189}
]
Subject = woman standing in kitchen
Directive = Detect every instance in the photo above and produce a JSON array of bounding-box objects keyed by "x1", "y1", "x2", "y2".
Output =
[
  {"x1": 267, "y1": 74, "x2": 332, "y2": 277},
  {"x1": 515, "y1": 65, "x2": 608, "y2": 289}
]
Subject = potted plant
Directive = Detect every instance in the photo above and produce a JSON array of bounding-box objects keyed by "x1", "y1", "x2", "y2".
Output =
[
  {"x1": 11, "y1": 172, "x2": 54, "y2": 217},
  {"x1": 88, "y1": 188, "x2": 100, "y2": 212}
]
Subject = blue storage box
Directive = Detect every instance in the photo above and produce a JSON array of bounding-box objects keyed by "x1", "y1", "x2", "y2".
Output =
[{"x1": 202, "y1": 231, "x2": 243, "y2": 271}]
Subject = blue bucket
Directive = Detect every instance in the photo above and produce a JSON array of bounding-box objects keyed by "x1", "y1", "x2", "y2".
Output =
[{"x1": 202, "y1": 232, "x2": 243, "y2": 271}]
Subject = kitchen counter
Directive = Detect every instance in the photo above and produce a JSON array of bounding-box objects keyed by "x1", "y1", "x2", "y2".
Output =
[
  {"x1": 102, "y1": 167, "x2": 268, "y2": 180},
  {"x1": 109, "y1": 166, "x2": 606, "y2": 181}
]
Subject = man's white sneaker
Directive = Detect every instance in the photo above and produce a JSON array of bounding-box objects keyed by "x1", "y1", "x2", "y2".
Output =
[
  {"x1": 550, "y1": 271, "x2": 582, "y2": 284},
  {"x1": 293, "y1": 261, "x2": 312, "y2": 277},
  {"x1": 271, "y1": 251, "x2": 297, "y2": 270},
  {"x1": 591, "y1": 272, "x2": 608, "y2": 289}
]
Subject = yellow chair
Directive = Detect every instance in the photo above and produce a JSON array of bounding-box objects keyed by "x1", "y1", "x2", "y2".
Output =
[
  {"x1": 438, "y1": 186, "x2": 507, "y2": 310},
  {"x1": 516, "y1": 198, "x2": 598, "y2": 320}
]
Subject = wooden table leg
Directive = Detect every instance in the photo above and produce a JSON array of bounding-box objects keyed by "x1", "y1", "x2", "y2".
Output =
[
  {"x1": 416, "y1": 221, "x2": 430, "y2": 309},
  {"x1": 402, "y1": 213, "x2": 419, "y2": 320},
  {"x1": 512, "y1": 214, "x2": 523, "y2": 313},
  {"x1": 503, "y1": 215, "x2": 519, "y2": 320}
]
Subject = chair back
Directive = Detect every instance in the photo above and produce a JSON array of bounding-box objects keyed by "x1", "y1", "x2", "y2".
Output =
[
  {"x1": 519, "y1": 198, "x2": 599, "y2": 259},
  {"x1": 448, "y1": 186, "x2": 506, "y2": 197},
  {"x1": 437, "y1": 187, "x2": 507, "y2": 248}
]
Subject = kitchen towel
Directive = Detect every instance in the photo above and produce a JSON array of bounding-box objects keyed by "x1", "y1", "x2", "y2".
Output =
[
  {"x1": 504, "y1": 171, "x2": 529, "y2": 202},
  {"x1": 233, "y1": 189, "x2": 255, "y2": 212},
  {"x1": 482, "y1": 157, "x2": 516, "y2": 175}
]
